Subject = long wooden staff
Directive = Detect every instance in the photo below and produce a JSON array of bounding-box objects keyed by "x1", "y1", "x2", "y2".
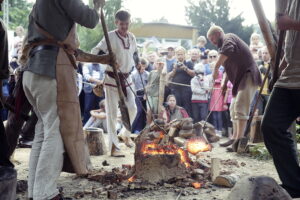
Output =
[{"x1": 99, "y1": 7, "x2": 131, "y2": 131}]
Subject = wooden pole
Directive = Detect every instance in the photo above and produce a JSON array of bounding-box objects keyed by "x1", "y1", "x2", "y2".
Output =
[
  {"x1": 251, "y1": 0, "x2": 276, "y2": 62},
  {"x1": 157, "y1": 71, "x2": 166, "y2": 115}
]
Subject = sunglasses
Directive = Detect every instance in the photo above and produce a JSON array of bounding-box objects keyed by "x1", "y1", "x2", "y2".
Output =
[{"x1": 209, "y1": 55, "x2": 217, "y2": 58}]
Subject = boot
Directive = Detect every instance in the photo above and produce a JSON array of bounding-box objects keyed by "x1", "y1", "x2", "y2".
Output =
[
  {"x1": 226, "y1": 139, "x2": 240, "y2": 152},
  {"x1": 219, "y1": 139, "x2": 234, "y2": 147}
]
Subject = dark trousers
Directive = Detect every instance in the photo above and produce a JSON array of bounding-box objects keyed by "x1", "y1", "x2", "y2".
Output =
[
  {"x1": 20, "y1": 112, "x2": 37, "y2": 141},
  {"x1": 5, "y1": 102, "x2": 34, "y2": 156},
  {"x1": 0, "y1": 114, "x2": 13, "y2": 167},
  {"x1": 132, "y1": 96, "x2": 147, "y2": 133},
  {"x1": 251, "y1": 91, "x2": 270, "y2": 115},
  {"x1": 83, "y1": 92, "x2": 103, "y2": 124},
  {"x1": 212, "y1": 111, "x2": 223, "y2": 131},
  {"x1": 261, "y1": 88, "x2": 300, "y2": 198},
  {"x1": 172, "y1": 86, "x2": 192, "y2": 117},
  {"x1": 192, "y1": 102, "x2": 208, "y2": 123},
  {"x1": 222, "y1": 104, "x2": 232, "y2": 136}
]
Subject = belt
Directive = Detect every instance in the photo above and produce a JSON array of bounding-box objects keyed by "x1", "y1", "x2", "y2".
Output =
[
  {"x1": 106, "y1": 71, "x2": 130, "y2": 97},
  {"x1": 136, "y1": 90, "x2": 144, "y2": 96},
  {"x1": 29, "y1": 45, "x2": 59, "y2": 58}
]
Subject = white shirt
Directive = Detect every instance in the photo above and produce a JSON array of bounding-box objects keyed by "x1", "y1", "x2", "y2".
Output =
[{"x1": 92, "y1": 30, "x2": 137, "y2": 74}]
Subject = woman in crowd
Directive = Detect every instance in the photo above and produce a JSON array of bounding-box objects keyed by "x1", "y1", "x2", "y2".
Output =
[
  {"x1": 161, "y1": 94, "x2": 189, "y2": 123},
  {"x1": 209, "y1": 64, "x2": 225, "y2": 136}
]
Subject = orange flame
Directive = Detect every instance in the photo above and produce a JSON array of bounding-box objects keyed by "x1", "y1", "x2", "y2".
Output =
[
  {"x1": 186, "y1": 137, "x2": 212, "y2": 155},
  {"x1": 128, "y1": 176, "x2": 136, "y2": 183},
  {"x1": 141, "y1": 141, "x2": 191, "y2": 168},
  {"x1": 153, "y1": 131, "x2": 165, "y2": 143},
  {"x1": 191, "y1": 182, "x2": 202, "y2": 189}
]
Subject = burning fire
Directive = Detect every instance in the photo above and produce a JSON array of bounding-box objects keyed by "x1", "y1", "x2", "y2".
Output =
[
  {"x1": 186, "y1": 137, "x2": 212, "y2": 155},
  {"x1": 128, "y1": 175, "x2": 136, "y2": 183},
  {"x1": 191, "y1": 182, "x2": 202, "y2": 189},
  {"x1": 141, "y1": 142, "x2": 191, "y2": 168},
  {"x1": 153, "y1": 131, "x2": 165, "y2": 143}
]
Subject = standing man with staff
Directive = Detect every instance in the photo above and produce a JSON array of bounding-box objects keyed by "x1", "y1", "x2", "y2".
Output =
[
  {"x1": 262, "y1": 0, "x2": 300, "y2": 197},
  {"x1": 92, "y1": 9, "x2": 139, "y2": 157},
  {"x1": 207, "y1": 25, "x2": 262, "y2": 152},
  {"x1": 22, "y1": 0, "x2": 113, "y2": 199}
]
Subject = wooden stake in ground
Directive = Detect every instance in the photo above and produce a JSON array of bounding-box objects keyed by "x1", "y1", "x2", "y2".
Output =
[
  {"x1": 158, "y1": 71, "x2": 166, "y2": 115},
  {"x1": 210, "y1": 158, "x2": 221, "y2": 182},
  {"x1": 84, "y1": 128, "x2": 107, "y2": 156}
]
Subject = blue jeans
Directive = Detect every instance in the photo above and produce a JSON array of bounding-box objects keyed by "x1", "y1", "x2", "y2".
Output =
[
  {"x1": 83, "y1": 92, "x2": 103, "y2": 123},
  {"x1": 192, "y1": 102, "x2": 208, "y2": 123},
  {"x1": 212, "y1": 111, "x2": 223, "y2": 131},
  {"x1": 132, "y1": 96, "x2": 146, "y2": 133}
]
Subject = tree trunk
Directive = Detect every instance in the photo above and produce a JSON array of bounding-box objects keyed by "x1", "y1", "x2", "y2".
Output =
[{"x1": 84, "y1": 128, "x2": 107, "y2": 156}]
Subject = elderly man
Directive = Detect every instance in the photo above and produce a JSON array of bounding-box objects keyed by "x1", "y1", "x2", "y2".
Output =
[
  {"x1": 168, "y1": 46, "x2": 195, "y2": 116},
  {"x1": 207, "y1": 25, "x2": 261, "y2": 151},
  {"x1": 251, "y1": 46, "x2": 271, "y2": 114},
  {"x1": 189, "y1": 48, "x2": 200, "y2": 65},
  {"x1": 261, "y1": 1, "x2": 300, "y2": 197}
]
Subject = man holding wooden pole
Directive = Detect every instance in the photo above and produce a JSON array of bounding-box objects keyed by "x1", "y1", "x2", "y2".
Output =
[
  {"x1": 261, "y1": 0, "x2": 300, "y2": 197},
  {"x1": 92, "y1": 10, "x2": 138, "y2": 157},
  {"x1": 22, "y1": 0, "x2": 114, "y2": 199},
  {"x1": 207, "y1": 25, "x2": 262, "y2": 152}
]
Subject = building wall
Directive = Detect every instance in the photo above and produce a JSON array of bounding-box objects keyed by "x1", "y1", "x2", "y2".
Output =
[{"x1": 130, "y1": 23, "x2": 198, "y2": 45}]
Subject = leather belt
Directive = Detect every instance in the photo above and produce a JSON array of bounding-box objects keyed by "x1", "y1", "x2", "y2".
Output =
[
  {"x1": 106, "y1": 71, "x2": 130, "y2": 97},
  {"x1": 29, "y1": 45, "x2": 59, "y2": 58}
]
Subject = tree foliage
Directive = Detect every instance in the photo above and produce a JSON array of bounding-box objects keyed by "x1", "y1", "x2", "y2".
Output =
[
  {"x1": 0, "y1": 0, "x2": 33, "y2": 30},
  {"x1": 185, "y1": 0, "x2": 253, "y2": 49},
  {"x1": 77, "y1": 0, "x2": 123, "y2": 52}
]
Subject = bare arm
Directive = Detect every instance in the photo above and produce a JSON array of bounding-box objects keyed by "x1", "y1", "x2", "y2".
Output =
[
  {"x1": 76, "y1": 49, "x2": 111, "y2": 64},
  {"x1": 277, "y1": 15, "x2": 300, "y2": 31},
  {"x1": 183, "y1": 65, "x2": 195, "y2": 77},
  {"x1": 212, "y1": 54, "x2": 228, "y2": 80},
  {"x1": 90, "y1": 109, "x2": 106, "y2": 119},
  {"x1": 167, "y1": 64, "x2": 177, "y2": 78}
]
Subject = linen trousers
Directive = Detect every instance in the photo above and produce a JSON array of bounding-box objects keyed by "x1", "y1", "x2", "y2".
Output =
[{"x1": 23, "y1": 71, "x2": 64, "y2": 200}]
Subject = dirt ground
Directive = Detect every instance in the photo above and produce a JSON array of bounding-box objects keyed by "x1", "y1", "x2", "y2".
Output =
[{"x1": 14, "y1": 135, "x2": 280, "y2": 200}]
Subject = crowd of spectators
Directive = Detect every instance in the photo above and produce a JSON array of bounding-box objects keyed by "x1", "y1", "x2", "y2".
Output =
[
  {"x1": 76, "y1": 33, "x2": 271, "y2": 139},
  {"x1": 2, "y1": 29, "x2": 272, "y2": 145}
]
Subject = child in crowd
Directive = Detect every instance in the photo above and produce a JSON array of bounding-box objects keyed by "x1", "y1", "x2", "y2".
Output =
[
  {"x1": 191, "y1": 68, "x2": 210, "y2": 123},
  {"x1": 249, "y1": 33, "x2": 263, "y2": 60}
]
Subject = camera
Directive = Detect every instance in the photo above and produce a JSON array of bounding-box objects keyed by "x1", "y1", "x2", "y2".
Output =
[
  {"x1": 163, "y1": 102, "x2": 169, "y2": 108},
  {"x1": 176, "y1": 62, "x2": 184, "y2": 67}
]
